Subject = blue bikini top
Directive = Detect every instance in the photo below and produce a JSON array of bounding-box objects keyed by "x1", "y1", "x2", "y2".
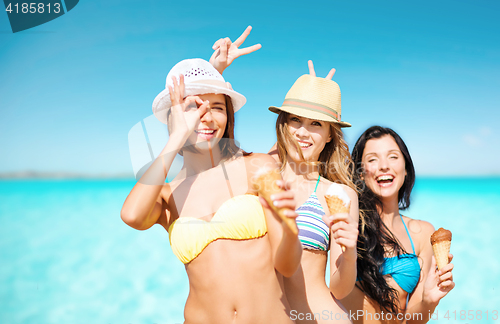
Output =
[{"x1": 381, "y1": 214, "x2": 421, "y2": 294}]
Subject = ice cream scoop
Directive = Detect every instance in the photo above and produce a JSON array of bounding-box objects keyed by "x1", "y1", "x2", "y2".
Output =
[
  {"x1": 325, "y1": 183, "x2": 351, "y2": 215},
  {"x1": 324, "y1": 183, "x2": 351, "y2": 252},
  {"x1": 430, "y1": 227, "x2": 452, "y2": 270}
]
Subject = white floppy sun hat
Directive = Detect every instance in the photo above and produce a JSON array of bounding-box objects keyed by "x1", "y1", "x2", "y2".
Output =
[{"x1": 152, "y1": 58, "x2": 246, "y2": 124}]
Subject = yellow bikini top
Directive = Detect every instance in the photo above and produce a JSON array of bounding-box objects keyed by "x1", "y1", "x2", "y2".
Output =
[{"x1": 167, "y1": 194, "x2": 268, "y2": 264}]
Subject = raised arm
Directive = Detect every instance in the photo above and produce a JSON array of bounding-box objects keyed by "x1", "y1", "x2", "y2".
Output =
[
  {"x1": 121, "y1": 75, "x2": 209, "y2": 230},
  {"x1": 326, "y1": 186, "x2": 359, "y2": 299},
  {"x1": 248, "y1": 154, "x2": 302, "y2": 277},
  {"x1": 209, "y1": 26, "x2": 262, "y2": 75},
  {"x1": 406, "y1": 221, "x2": 455, "y2": 323}
]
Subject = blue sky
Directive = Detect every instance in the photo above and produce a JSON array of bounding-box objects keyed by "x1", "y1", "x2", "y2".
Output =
[{"x1": 1, "y1": 0, "x2": 499, "y2": 176}]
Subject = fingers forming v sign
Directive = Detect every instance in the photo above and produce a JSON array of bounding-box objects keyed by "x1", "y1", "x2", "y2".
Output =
[
  {"x1": 210, "y1": 26, "x2": 262, "y2": 74},
  {"x1": 308, "y1": 60, "x2": 336, "y2": 80}
]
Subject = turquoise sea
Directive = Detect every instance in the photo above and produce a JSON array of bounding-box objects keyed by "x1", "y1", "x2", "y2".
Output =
[{"x1": 1, "y1": 178, "x2": 499, "y2": 324}]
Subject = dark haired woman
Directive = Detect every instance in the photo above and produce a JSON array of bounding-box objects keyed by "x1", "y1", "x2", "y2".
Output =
[{"x1": 340, "y1": 126, "x2": 455, "y2": 323}]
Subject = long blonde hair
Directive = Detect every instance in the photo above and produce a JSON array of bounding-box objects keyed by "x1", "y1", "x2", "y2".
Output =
[{"x1": 275, "y1": 111, "x2": 356, "y2": 192}]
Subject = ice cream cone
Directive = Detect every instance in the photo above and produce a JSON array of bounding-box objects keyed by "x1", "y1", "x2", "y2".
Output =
[
  {"x1": 324, "y1": 184, "x2": 351, "y2": 252},
  {"x1": 430, "y1": 228, "x2": 452, "y2": 270},
  {"x1": 253, "y1": 169, "x2": 298, "y2": 235},
  {"x1": 325, "y1": 195, "x2": 351, "y2": 215}
]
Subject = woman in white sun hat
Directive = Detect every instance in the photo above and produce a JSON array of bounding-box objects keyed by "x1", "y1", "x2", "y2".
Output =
[
  {"x1": 211, "y1": 28, "x2": 359, "y2": 324},
  {"x1": 121, "y1": 56, "x2": 302, "y2": 323}
]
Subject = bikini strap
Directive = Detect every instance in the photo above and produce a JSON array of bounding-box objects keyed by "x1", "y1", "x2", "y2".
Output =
[
  {"x1": 400, "y1": 214, "x2": 416, "y2": 254},
  {"x1": 314, "y1": 175, "x2": 321, "y2": 192}
]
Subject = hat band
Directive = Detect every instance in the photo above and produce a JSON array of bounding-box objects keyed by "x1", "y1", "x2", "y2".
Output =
[
  {"x1": 282, "y1": 99, "x2": 340, "y2": 122},
  {"x1": 190, "y1": 79, "x2": 228, "y2": 88}
]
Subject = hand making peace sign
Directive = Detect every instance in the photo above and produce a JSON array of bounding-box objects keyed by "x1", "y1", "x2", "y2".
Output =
[{"x1": 209, "y1": 26, "x2": 262, "y2": 74}]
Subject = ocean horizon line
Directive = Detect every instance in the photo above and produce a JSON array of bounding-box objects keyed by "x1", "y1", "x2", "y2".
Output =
[
  {"x1": 0, "y1": 171, "x2": 499, "y2": 180},
  {"x1": 0, "y1": 171, "x2": 135, "y2": 180}
]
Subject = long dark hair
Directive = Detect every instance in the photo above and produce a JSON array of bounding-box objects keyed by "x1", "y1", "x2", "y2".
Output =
[{"x1": 351, "y1": 126, "x2": 416, "y2": 313}]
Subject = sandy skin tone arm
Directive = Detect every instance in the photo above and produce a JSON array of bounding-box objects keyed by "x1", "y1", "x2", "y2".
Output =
[
  {"x1": 209, "y1": 27, "x2": 302, "y2": 275},
  {"x1": 121, "y1": 75, "x2": 209, "y2": 230},
  {"x1": 404, "y1": 220, "x2": 455, "y2": 323},
  {"x1": 324, "y1": 186, "x2": 359, "y2": 300},
  {"x1": 246, "y1": 154, "x2": 303, "y2": 277},
  {"x1": 210, "y1": 28, "x2": 358, "y2": 301},
  {"x1": 122, "y1": 74, "x2": 301, "y2": 281},
  {"x1": 307, "y1": 59, "x2": 359, "y2": 299},
  {"x1": 342, "y1": 130, "x2": 456, "y2": 323},
  {"x1": 266, "y1": 188, "x2": 303, "y2": 278}
]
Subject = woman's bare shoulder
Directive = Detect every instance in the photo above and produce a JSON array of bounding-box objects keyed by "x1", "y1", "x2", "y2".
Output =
[
  {"x1": 244, "y1": 153, "x2": 279, "y2": 171},
  {"x1": 339, "y1": 183, "x2": 357, "y2": 197},
  {"x1": 401, "y1": 216, "x2": 435, "y2": 256},
  {"x1": 403, "y1": 216, "x2": 435, "y2": 238},
  {"x1": 267, "y1": 150, "x2": 280, "y2": 163}
]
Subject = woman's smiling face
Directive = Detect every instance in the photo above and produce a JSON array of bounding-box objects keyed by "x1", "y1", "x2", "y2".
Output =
[
  {"x1": 286, "y1": 113, "x2": 332, "y2": 163},
  {"x1": 186, "y1": 93, "x2": 227, "y2": 147},
  {"x1": 362, "y1": 134, "x2": 406, "y2": 202}
]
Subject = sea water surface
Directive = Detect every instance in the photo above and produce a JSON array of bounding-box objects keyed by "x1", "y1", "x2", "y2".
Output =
[{"x1": 0, "y1": 178, "x2": 499, "y2": 323}]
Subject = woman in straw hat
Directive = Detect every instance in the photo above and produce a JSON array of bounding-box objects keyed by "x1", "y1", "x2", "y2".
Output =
[
  {"x1": 121, "y1": 57, "x2": 303, "y2": 323},
  {"x1": 270, "y1": 63, "x2": 359, "y2": 324},
  {"x1": 340, "y1": 126, "x2": 455, "y2": 324},
  {"x1": 211, "y1": 31, "x2": 359, "y2": 324}
]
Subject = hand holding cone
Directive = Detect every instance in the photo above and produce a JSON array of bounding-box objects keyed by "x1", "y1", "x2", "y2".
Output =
[
  {"x1": 253, "y1": 169, "x2": 298, "y2": 235},
  {"x1": 431, "y1": 227, "x2": 452, "y2": 270},
  {"x1": 324, "y1": 183, "x2": 351, "y2": 252}
]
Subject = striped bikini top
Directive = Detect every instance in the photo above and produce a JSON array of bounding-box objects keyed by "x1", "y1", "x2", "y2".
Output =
[{"x1": 295, "y1": 176, "x2": 329, "y2": 251}]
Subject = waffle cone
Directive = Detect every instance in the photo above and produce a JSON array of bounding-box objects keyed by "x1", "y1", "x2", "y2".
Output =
[
  {"x1": 324, "y1": 195, "x2": 350, "y2": 252},
  {"x1": 325, "y1": 195, "x2": 351, "y2": 215},
  {"x1": 253, "y1": 169, "x2": 298, "y2": 235},
  {"x1": 432, "y1": 240, "x2": 451, "y2": 270}
]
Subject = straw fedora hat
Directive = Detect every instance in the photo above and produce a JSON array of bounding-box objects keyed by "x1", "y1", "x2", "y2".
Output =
[
  {"x1": 153, "y1": 58, "x2": 246, "y2": 124},
  {"x1": 269, "y1": 74, "x2": 351, "y2": 127}
]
